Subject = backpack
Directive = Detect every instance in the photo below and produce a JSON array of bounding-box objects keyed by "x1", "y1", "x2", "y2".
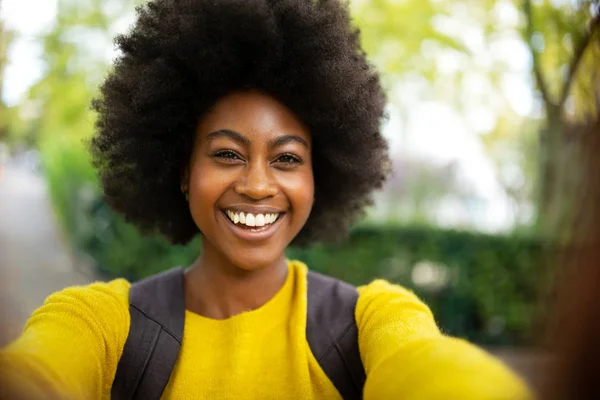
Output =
[{"x1": 111, "y1": 267, "x2": 366, "y2": 399}]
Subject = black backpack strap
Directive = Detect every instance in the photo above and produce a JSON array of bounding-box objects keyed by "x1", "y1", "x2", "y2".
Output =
[
  {"x1": 306, "y1": 270, "x2": 366, "y2": 400},
  {"x1": 111, "y1": 267, "x2": 186, "y2": 400}
]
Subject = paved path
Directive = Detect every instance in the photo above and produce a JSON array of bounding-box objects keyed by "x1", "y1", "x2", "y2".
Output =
[
  {"x1": 493, "y1": 348, "x2": 551, "y2": 394},
  {"x1": 0, "y1": 164, "x2": 98, "y2": 346}
]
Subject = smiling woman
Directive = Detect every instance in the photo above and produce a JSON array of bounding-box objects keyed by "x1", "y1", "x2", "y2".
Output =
[
  {"x1": 185, "y1": 91, "x2": 314, "y2": 278},
  {"x1": 0, "y1": 0, "x2": 531, "y2": 399}
]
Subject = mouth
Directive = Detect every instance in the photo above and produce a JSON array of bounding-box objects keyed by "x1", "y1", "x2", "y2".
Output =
[{"x1": 220, "y1": 209, "x2": 285, "y2": 241}]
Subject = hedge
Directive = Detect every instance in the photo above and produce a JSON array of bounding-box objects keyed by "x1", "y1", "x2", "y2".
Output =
[
  {"x1": 83, "y1": 201, "x2": 549, "y2": 345},
  {"x1": 41, "y1": 141, "x2": 551, "y2": 345}
]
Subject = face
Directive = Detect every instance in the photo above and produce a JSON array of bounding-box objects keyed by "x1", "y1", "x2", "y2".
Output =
[{"x1": 186, "y1": 90, "x2": 314, "y2": 271}]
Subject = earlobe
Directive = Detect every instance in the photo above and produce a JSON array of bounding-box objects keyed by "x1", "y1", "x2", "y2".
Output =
[
  {"x1": 181, "y1": 169, "x2": 190, "y2": 201},
  {"x1": 181, "y1": 184, "x2": 189, "y2": 201}
]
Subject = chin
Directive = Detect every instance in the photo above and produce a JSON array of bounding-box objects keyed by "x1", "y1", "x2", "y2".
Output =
[{"x1": 227, "y1": 247, "x2": 285, "y2": 273}]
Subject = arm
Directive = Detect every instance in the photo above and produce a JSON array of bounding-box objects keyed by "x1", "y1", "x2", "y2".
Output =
[
  {"x1": 356, "y1": 280, "x2": 532, "y2": 400},
  {"x1": 0, "y1": 279, "x2": 131, "y2": 400}
]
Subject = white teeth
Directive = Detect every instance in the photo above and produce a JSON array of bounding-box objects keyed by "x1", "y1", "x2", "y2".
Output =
[
  {"x1": 225, "y1": 210, "x2": 280, "y2": 227},
  {"x1": 255, "y1": 214, "x2": 265, "y2": 227}
]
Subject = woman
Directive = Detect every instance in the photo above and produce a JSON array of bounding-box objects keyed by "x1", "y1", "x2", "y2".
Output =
[{"x1": 0, "y1": 0, "x2": 531, "y2": 399}]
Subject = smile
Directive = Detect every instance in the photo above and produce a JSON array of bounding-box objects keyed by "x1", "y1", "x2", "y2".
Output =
[
  {"x1": 220, "y1": 209, "x2": 285, "y2": 241},
  {"x1": 224, "y1": 210, "x2": 280, "y2": 228}
]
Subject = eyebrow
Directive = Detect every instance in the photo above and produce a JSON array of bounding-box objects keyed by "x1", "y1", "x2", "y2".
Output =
[
  {"x1": 268, "y1": 135, "x2": 309, "y2": 149},
  {"x1": 205, "y1": 129, "x2": 309, "y2": 149},
  {"x1": 205, "y1": 129, "x2": 250, "y2": 146}
]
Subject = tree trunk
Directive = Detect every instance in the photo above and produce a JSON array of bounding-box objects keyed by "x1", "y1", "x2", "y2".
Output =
[{"x1": 535, "y1": 111, "x2": 564, "y2": 238}]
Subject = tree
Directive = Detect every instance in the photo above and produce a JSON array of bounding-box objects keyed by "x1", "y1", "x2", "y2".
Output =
[
  {"x1": 351, "y1": 0, "x2": 503, "y2": 112},
  {"x1": 0, "y1": 20, "x2": 15, "y2": 143},
  {"x1": 15, "y1": 0, "x2": 141, "y2": 239},
  {"x1": 352, "y1": 0, "x2": 539, "y2": 228},
  {"x1": 352, "y1": 0, "x2": 600, "y2": 237},
  {"x1": 523, "y1": 0, "x2": 600, "y2": 238}
]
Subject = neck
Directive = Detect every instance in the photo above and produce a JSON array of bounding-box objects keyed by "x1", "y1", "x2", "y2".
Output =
[{"x1": 184, "y1": 243, "x2": 288, "y2": 320}]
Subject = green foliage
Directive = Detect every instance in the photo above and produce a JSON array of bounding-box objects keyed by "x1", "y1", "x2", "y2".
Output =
[
  {"x1": 41, "y1": 136, "x2": 201, "y2": 281},
  {"x1": 352, "y1": 0, "x2": 599, "y2": 238},
  {"x1": 523, "y1": 0, "x2": 599, "y2": 238},
  {"x1": 41, "y1": 135, "x2": 96, "y2": 243},
  {"x1": 524, "y1": 0, "x2": 596, "y2": 110},
  {"x1": 0, "y1": 22, "x2": 16, "y2": 144},
  {"x1": 351, "y1": 0, "x2": 502, "y2": 108},
  {"x1": 85, "y1": 208, "x2": 201, "y2": 282}
]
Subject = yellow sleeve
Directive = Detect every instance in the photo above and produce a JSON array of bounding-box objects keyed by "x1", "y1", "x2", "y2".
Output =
[
  {"x1": 0, "y1": 279, "x2": 131, "y2": 400},
  {"x1": 356, "y1": 280, "x2": 532, "y2": 400}
]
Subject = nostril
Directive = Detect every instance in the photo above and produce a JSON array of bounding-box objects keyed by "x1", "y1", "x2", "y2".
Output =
[{"x1": 234, "y1": 181, "x2": 278, "y2": 200}]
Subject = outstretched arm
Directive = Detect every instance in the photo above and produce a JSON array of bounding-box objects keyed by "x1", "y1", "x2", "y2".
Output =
[
  {"x1": 356, "y1": 280, "x2": 532, "y2": 400},
  {"x1": 0, "y1": 279, "x2": 131, "y2": 400}
]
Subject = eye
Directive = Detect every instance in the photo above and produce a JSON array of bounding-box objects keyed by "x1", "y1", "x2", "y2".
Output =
[
  {"x1": 212, "y1": 150, "x2": 244, "y2": 163},
  {"x1": 274, "y1": 153, "x2": 302, "y2": 166}
]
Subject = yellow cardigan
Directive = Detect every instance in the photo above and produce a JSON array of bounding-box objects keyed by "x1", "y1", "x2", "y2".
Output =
[{"x1": 0, "y1": 260, "x2": 530, "y2": 399}]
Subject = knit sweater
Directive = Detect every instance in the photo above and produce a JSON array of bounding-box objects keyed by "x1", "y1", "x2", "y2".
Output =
[{"x1": 0, "y1": 260, "x2": 530, "y2": 399}]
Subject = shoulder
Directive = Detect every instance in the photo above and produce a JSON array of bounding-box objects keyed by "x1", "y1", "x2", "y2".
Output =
[
  {"x1": 356, "y1": 279, "x2": 437, "y2": 331},
  {"x1": 355, "y1": 279, "x2": 441, "y2": 371},
  {"x1": 41, "y1": 278, "x2": 130, "y2": 310},
  {"x1": 26, "y1": 278, "x2": 132, "y2": 331},
  {"x1": 287, "y1": 261, "x2": 439, "y2": 338}
]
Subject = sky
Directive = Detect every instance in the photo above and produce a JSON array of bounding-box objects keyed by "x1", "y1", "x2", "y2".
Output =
[
  {"x1": 2, "y1": 0, "x2": 58, "y2": 106},
  {"x1": 1, "y1": 0, "x2": 536, "y2": 232}
]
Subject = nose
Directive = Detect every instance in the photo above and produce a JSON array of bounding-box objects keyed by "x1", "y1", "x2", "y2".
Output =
[{"x1": 234, "y1": 160, "x2": 278, "y2": 200}]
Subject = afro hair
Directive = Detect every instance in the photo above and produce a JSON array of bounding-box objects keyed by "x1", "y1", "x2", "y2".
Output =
[{"x1": 90, "y1": 0, "x2": 389, "y2": 246}]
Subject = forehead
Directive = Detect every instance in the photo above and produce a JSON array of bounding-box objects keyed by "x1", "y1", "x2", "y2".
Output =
[{"x1": 196, "y1": 90, "x2": 311, "y2": 143}]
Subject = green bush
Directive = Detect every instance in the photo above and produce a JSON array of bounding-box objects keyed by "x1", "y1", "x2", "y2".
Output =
[
  {"x1": 41, "y1": 142, "x2": 550, "y2": 346},
  {"x1": 288, "y1": 226, "x2": 550, "y2": 345},
  {"x1": 41, "y1": 137, "x2": 97, "y2": 246}
]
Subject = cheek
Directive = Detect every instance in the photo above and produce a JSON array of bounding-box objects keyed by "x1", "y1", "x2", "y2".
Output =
[
  {"x1": 188, "y1": 165, "x2": 226, "y2": 225},
  {"x1": 285, "y1": 169, "x2": 314, "y2": 220}
]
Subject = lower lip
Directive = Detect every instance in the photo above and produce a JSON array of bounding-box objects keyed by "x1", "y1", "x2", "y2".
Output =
[{"x1": 220, "y1": 211, "x2": 285, "y2": 242}]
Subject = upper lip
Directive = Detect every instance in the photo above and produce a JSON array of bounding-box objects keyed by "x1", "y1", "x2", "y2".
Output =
[{"x1": 221, "y1": 205, "x2": 286, "y2": 214}]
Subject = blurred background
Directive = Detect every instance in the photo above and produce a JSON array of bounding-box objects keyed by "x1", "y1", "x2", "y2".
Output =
[{"x1": 1, "y1": 0, "x2": 599, "y2": 390}]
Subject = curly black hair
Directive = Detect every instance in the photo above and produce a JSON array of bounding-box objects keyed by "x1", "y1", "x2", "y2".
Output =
[{"x1": 90, "y1": 0, "x2": 389, "y2": 246}]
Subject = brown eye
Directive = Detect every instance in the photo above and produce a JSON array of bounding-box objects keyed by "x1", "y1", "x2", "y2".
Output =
[
  {"x1": 275, "y1": 153, "x2": 302, "y2": 165},
  {"x1": 212, "y1": 150, "x2": 244, "y2": 162}
]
